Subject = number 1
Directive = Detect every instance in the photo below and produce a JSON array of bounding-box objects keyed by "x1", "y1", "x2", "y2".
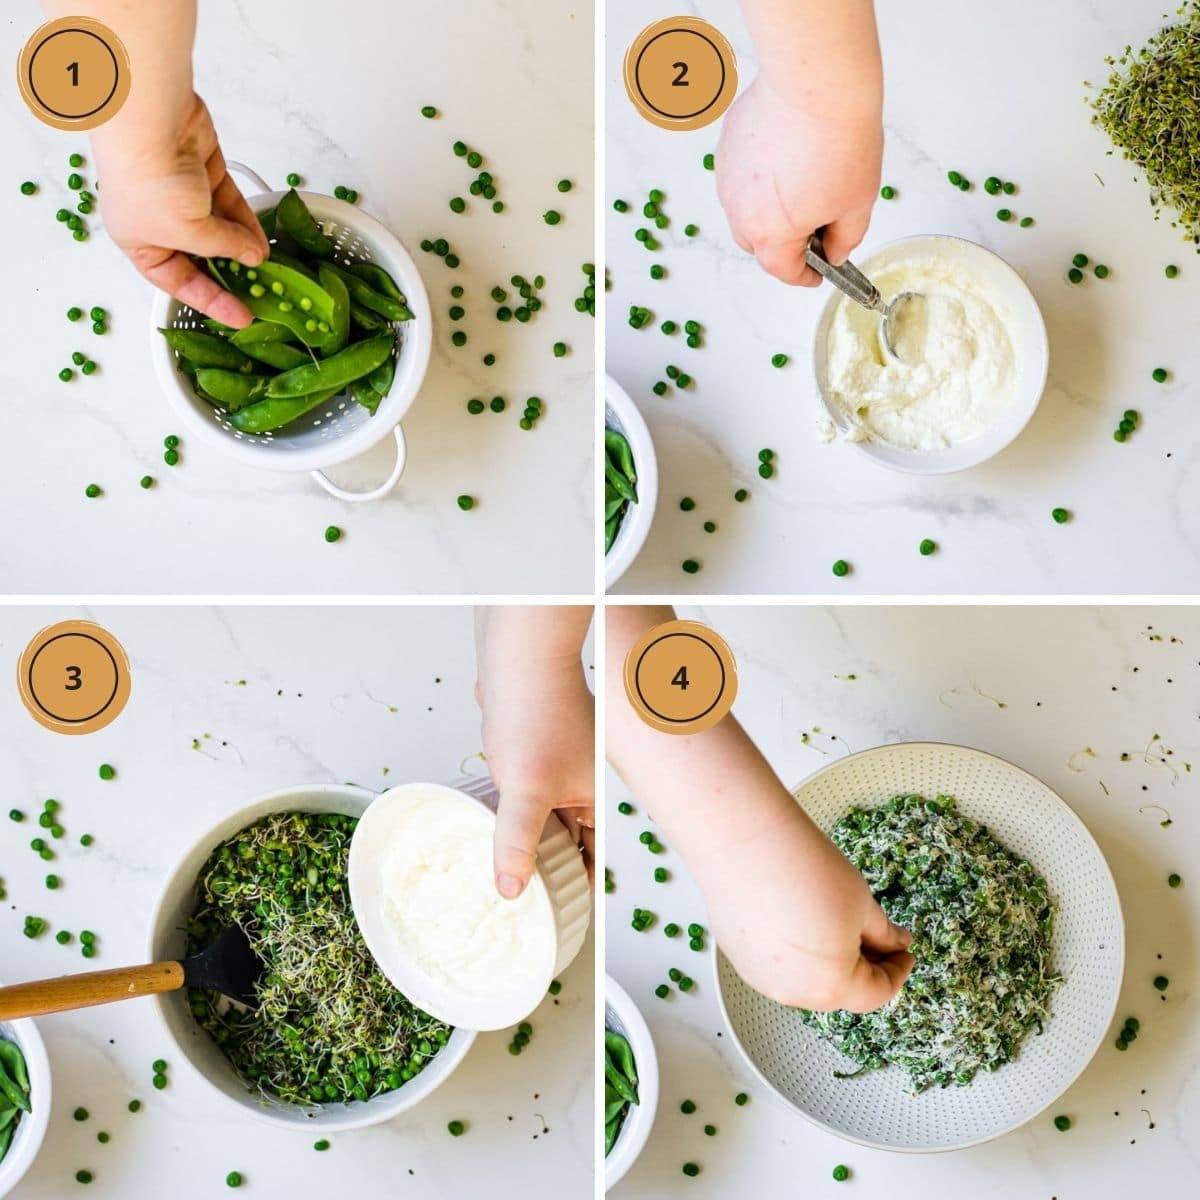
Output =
[{"x1": 66, "y1": 61, "x2": 79, "y2": 87}]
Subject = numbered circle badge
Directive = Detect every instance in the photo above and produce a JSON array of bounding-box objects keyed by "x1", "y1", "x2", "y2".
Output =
[
  {"x1": 17, "y1": 16, "x2": 131, "y2": 131},
  {"x1": 624, "y1": 619, "x2": 738, "y2": 735},
  {"x1": 17, "y1": 620, "x2": 131, "y2": 735},
  {"x1": 623, "y1": 16, "x2": 737, "y2": 131}
]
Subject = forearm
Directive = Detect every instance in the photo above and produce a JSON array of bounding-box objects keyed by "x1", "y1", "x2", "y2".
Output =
[
  {"x1": 740, "y1": 0, "x2": 882, "y2": 117},
  {"x1": 475, "y1": 605, "x2": 594, "y2": 693},
  {"x1": 605, "y1": 606, "x2": 828, "y2": 885},
  {"x1": 41, "y1": 0, "x2": 197, "y2": 158}
]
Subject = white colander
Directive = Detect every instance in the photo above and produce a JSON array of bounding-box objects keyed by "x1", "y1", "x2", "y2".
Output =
[
  {"x1": 715, "y1": 742, "x2": 1124, "y2": 1153},
  {"x1": 149, "y1": 163, "x2": 432, "y2": 501}
]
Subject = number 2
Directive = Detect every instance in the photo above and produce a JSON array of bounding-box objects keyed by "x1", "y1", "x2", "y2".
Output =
[
  {"x1": 65, "y1": 665, "x2": 82, "y2": 691},
  {"x1": 671, "y1": 665, "x2": 690, "y2": 691},
  {"x1": 671, "y1": 61, "x2": 689, "y2": 86},
  {"x1": 66, "y1": 61, "x2": 79, "y2": 87}
]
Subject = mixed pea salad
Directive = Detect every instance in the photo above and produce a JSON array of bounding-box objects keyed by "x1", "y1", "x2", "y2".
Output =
[
  {"x1": 160, "y1": 189, "x2": 409, "y2": 434},
  {"x1": 0, "y1": 1036, "x2": 31, "y2": 1165},
  {"x1": 185, "y1": 810, "x2": 451, "y2": 1106},
  {"x1": 799, "y1": 794, "x2": 1061, "y2": 1094},
  {"x1": 604, "y1": 427, "x2": 638, "y2": 553},
  {"x1": 603, "y1": 1028, "x2": 639, "y2": 1156}
]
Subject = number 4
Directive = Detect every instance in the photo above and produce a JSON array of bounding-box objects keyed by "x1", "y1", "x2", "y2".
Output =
[{"x1": 671, "y1": 665, "x2": 690, "y2": 690}]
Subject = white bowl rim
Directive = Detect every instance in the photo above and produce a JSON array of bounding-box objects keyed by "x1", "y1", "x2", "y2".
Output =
[
  {"x1": 604, "y1": 974, "x2": 659, "y2": 1190},
  {"x1": 148, "y1": 188, "x2": 433, "y2": 473},
  {"x1": 0, "y1": 1012, "x2": 52, "y2": 1198},
  {"x1": 811, "y1": 234, "x2": 1050, "y2": 476},
  {"x1": 145, "y1": 781, "x2": 477, "y2": 1131},
  {"x1": 604, "y1": 374, "x2": 658, "y2": 589},
  {"x1": 713, "y1": 740, "x2": 1125, "y2": 1154}
]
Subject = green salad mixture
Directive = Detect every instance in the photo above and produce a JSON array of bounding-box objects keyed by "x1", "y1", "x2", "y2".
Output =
[
  {"x1": 186, "y1": 811, "x2": 451, "y2": 1106},
  {"x1": 799, "y1": 794, "x2": 1061, "y2": 1094}
]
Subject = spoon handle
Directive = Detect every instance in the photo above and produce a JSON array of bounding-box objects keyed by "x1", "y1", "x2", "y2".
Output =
[
  {"x1": 805, "y1": 233, "x2": 883, "y2": 311},
  {"x1": 0, "y1": 962, "x2": 184, "y2": 1019}
]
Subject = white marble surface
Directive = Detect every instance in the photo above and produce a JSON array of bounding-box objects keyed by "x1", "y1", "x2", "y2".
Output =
[
  {"x1": 0, "y1": 605, "x2": 593, "y2": 1199},
  {"x1": 607, "y1": 604, "x2": 1199, "y2": 1195},
  {"x1": 607, "y1": 0, "x2": 1200, "y2": 594},
  {"x1": 0, "y1": 0, "x2": 594, "y2": 595}
]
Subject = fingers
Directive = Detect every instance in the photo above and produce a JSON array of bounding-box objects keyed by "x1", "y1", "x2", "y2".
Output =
[
  {"x1": 557, "y1": 809, "x2": 596, "y2": 884},
  {"x1": 180, "y1": 210, "x2": 270, "y2": 271},
  {"x1": 212, "y1": 169, "x2": 270, "y2": 265},
  {"x1": 820, "y1": 208, "x2": 872, "y2": 266},
  {"x1": 493, "y1": 791, "x2": 551, "y2": 900},
  {"x1": 860, "y1": 901, "x2": 913, "y2": 956},
  {"x1": 839, "y1": 950, "x2": 915, "y2": 1014},
  {"x1": 753, "y1": 240, "x2": 821, "y2": 288},
  {"x1": 138, "y1": 251, "x2": 255, "y2": 328}
]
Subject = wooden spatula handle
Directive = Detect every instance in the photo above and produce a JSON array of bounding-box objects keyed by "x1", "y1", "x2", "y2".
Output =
[{"x1": 0, "y1": 962, "x2": 184, "y2": 1020}]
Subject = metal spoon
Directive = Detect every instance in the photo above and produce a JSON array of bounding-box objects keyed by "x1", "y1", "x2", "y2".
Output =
[
  {"x1": 805, "y1": 233, "x2": 920, "y2": 363},
  {"x1": 0, "y1": 925, "x2": 264, "y2": 1020}
]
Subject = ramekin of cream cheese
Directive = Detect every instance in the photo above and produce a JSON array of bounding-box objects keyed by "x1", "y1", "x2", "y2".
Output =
[
  {"x1": 814, "y1": 236, "x2": 1048, "y2": 473},
  {"x1": 348, "y1": 780, "x2": 589, "y2": 1031}
]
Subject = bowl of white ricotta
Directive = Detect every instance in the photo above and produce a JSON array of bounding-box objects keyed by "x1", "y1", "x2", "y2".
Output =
[
  {"x1": 348, "y1": 779, "x2": 591, "y2": 1032},
  {"x1": 813, "y1": 236, "x2": 1048, "y2": 473}
]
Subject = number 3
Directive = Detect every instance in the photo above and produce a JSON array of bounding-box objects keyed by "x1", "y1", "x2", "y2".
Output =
[
  {"x1": 671, "y1": 61, "x2": 689, "y2": 86},
  {"x1": 65, "y1": 665, "x2": 82, "y2": 690}
]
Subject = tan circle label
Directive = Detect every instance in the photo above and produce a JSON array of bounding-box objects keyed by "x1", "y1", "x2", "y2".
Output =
[
  {"x1": 623, "y1": 17, "x2": 737, "y2": 131},
  {"x1": 17, "y1": 620, "x2": 131, "y2": 735},
  {"x1": 17, "y1": 17, "x2": 131, "y2": 131},
  {"x1": 624, "y1": 620, "x2": 738, "y2": 734}
]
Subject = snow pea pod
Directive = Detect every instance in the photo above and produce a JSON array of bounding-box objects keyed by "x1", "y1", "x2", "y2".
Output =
[
  {"x1": 605, "y1": 1031, "x2": 639, "y2": 1090},
  {"x1": 318, "y1": 263, "x2": 350, "y2": 354},
  {"x1": 238, "y1": 340, "x2": 309, "y2": 371},
  {"x1": 207, "y1": 257, "x2": 338, "y2": 352},
  {"x1": 349, "y1": 261, "x2": 407, "y2": 305},
  {"x1": 159, "y1": 328, "x2": 256, "y2": 372},
  {"x1": 349, "y1": 378, "x2": 382, "y2": 414},
  {"x1": 350, "y1": 304, "x2": 388, "y2": 333},
  {"x1": 605, "y1": 456, "x2": 637, "y2": 504},
  {"x1": 0, "y1": 1065, "x2": 29, "y2": 1115},
  {"x1": 367, "y1": 349, "x2": 396, "y2": 398},
  {"x1": 257, "y1": 205, "x2": 277, "y2": 239},
  {"x1": 0, "y1": 1041, "x2": 29, "y2": 1093},
  {"x1": 229, "y1": 321, "x2": 298, "y2": 347},
  {"x1": 277, "y1": 188, "x2": 334, "y2": 259},
  {"x1": 322, "y1": 262, "x2": 413, "y2": 323},
  {"x1": 605, "y1": 516, "x2": 619, "y2": 554},
  {"x1": 266, "y1": 332, "x2": 394, "y2": 400},
  {"x1": 604, "y1": 1052, "x2": 638, "y2": 1106},
  {"x1": 605, "y1": 429, "x2": 637, "y2": 484},
  {"x1": 229, "y1": 385, "x2": 341, "y2": 434},
  {"x1": 0, "y1": 1120, "x2": 14, "y2": 1161},
  {"x1": 604, "y1": 1084, "x2": 626, "y2": 1123},
  {"x1": 604, "y1": 1116, "x2": 620, "y2": 1157},
  {"x1": 0, "y1": 1104, "x2": 17, "y2": 1133},
  {"x1": 267, "y1": 247, "x2": 318, "y2": 281},
  {"x1": 194, "y1": 368, "x2": 271, "y2": 412},
  {"x1": 605, "y1": 496, "x2": 625, "y2": 521}
]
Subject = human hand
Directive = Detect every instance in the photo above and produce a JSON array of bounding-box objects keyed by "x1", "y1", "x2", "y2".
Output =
[
  {"x1": 475, "y1": 608, "x2": 595, "y2": 899},
  {"x1": 92, "y1": 93, "x2": 269, "y2": 327},
  {"x1": 715, "y1": 77, "x2": 882, "y2": 285},
  {"x1": 703, "y1": 804, "x2": 913, "y2": 1013}
]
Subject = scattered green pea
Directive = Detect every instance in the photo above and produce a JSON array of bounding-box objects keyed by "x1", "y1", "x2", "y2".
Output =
[
  {"x1": 324, "y1": 526, "x2": 341, "y2": 543},
  {"x1": 880, "y1": 185, "x2": 896, "y2": 199},
  {"x1": 1054, "y1": 1114, "x2": 1071, "y2": 1131},
  {"x1": 140, "y1": 476, "x2": 154, "y2": 489},
  {"x1": 1051, "y1": 507, "x2": 1070, "y2": 524},
  {"x1": 682, "y1": 1163, "x2": 700, "y2": 1177},
  {"x1": 456, "y1": 495, "x2": 475, "y2": 511},
  {"x1": 286, "y1": 172, "x2": 301, "y2": 187},
  {"x1": 1153, "y1": 975, "x2": 1169, "y2": 991},
  {"x1": 1152, "y1": 367, "x2": 1168, "y2": 383},
  {"x1": 832, "y1": 1165, "x2": 850, "y2": 1182},
  {"x1": 919, "y1": 538, "x2": 937, "y2": 556},
  {"x1": 85, "y1": 483, "x2": 101, "y2": 498},
  {"x1": 682, "y1": 559, "x2": 700, "y2": 574},
  {"x1": 996, "y1": 208, "x2": 1012, "y2": 221},
  {"x1": 543, "y1": 210, "x2": 561, "y2": 225},
  {"x1": 313, "y1": 1139, "x2": 330, "y2": 1151},
  {"x1": 225, "y1": 1172, "x2": 242, "y2": 1188},
  {"x1": 76, "y1": 1170, "x2": 93, "y2": 1184},
  {"x1": 1165, "y1": 264, "x2": 1179, "y2": 278},
  {"x1": 447, "y1": 1120, "x2": 466, "y2": 1136},
  {"x1": 74, "y1": 1107, "x2": 89, "y2": 1122},
  {"x1": 1168, "y1": 872, "x2": 1182, "y2": 887},
  {"x1": 20, "y1": 180, "x2": 36, "y2": 196},
  {"x1": 832, "y1": 560, "x2": 850, "y2": 577},
  {"x1": 1073, "y1": 253, "x2": 1089, "y2": 268},
  {"x1": 420, "y1": 105, "x2": 438, "y2": 119},
  {"x1": 771, "y1": 353, "x2": 788, "y2": 368},
  {"x1": 703, "y1": 153, "x2": 715, "y2": 170},
  {"x1": 1068, "y1": 268, "x2": 1084, "y2": 284},
  {"x1": 98, "y1": 763, "x2": 114, "y2": 780}
]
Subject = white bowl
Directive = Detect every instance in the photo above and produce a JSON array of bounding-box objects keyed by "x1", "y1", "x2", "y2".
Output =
[
  {"x1": 147, "y1": 782, "x2": 477, "y2": 1131},
  {"x1": 0, "y1": 1014, "x2": 52, "y2": 1199},
  {"x1": 604, "y1": 975, "x2": 659, "y2": 1191},
  {"x1": 813, "y1": 235, "x2": 1049, "y2": 474},
  {"x1": 605, "y1": 375, "x2": 658, "y2": 589},
  {"x1": 149, "y1": 162, "x2": 433, "y2": 502},
  {"x1": 348, "y1": 779, "x2": 591, "y2": 1032},
  {"x1": 716, "y1": 742, "x2": 1124, "y2": 1153}
]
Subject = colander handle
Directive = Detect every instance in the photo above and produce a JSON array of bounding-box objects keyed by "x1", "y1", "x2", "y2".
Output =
[
  {"x1": 224, "y1": 160, "x2": 271, "y2": 196},
  {"x1": 310, "y1": 425, "x2": 407, "y2": 502}
]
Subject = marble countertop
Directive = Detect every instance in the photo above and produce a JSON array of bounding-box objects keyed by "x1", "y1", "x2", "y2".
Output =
[
  {"x1": 607, "y1": 0, "x2": 1200, "y2": 594},
  {"x1": 607, "y1": 604, "x2": 1199, "y2": 1195},
  {"x1": 0, "y1": 605, "x2": 593, "y2": 1199},
  {"x1": 0, "y1": 0, "x2": 594, "y2": 596}
]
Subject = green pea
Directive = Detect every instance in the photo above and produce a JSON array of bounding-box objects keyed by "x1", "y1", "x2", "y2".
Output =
[
  {"x1": 1072, "y1": 253, "x2": 1089, "y2": 268},
  {"x1": 1153, "y1": 975, "x2": 1169, "y2": 990},
  {"x1": 226, "y1": 1171, "x2": 243, "y2": 1187},
  {"x1": 60, "y1": 367, "x2": 75, "y2": 382},
  {"x1": 81, "y1": 360, "x2": 97, "y2": 375},
  {"x1": 74, "y1": 1107, "x2": 89, "y2": 1122},
  {"x1": 457, "y1": 495, "x2": 475, "y2": 511},
  {"x1": 682, "y1": 559, "x2": 700, "y2": 574},
  {"x1": 1094, "y1": 264, "x2": 1110, "y2": 278},
  {"x1": 655, "y1": 983, "x2": 670, "y2": 998},
  {"x1": 553, "y1": 342, "x2": 567, "y2": 357},
  {"x1": 72, "y1": 347, "x2": 86, "y2": 363},
  {"x1": 1020, "y1": 216, "x2": 1034, "y2": 227},
  {"x1": 771, "y1": 353, "x2": 788, "y2": 368},
  {"x1": 557, "y1": 179, "x2": 573, "y2": 192},
  {"x1": 128, "y1": 1100, "x2": 141, "y2": 1113},
  {"x1": 57, "y1": 209, "x2": 69, "y2": 222},
  {"x1": 68, "y1": 173, "x2": 83, "y2": 190},
  {"x1": 76, "y1": 1170, "x2": 93, "y2": 1184},
  {"x1": 948, "y1": 170, "x2": 963, "y2": 186},
  {"x1": 20, "y1": 180, "x2": 36, "y2": 195},
  {"x1": 832, "y1": 559, "x2": 850, "y2": 577},
  {"x1": 880, "y1": 185, "x2": 896, "y2": 199},
  {"x1": 313, "y1": 1139, "x2": 330, "y2": 1151},
  {"x1": 919, "y1": 538, "x2": 936, "y2": 556},
  {"x1": 164, "y1": 449, "x2": 179, "y2": 466},
  {"x1": 324, "y1": 526, "x2": 341, "y2": 543},
  {"x1": 682, "y1": 1163, "x2": 700, "y2": 1177},
  {"x1": 1051, "y1": 507, "x2": 1070, "y2": 524},
  {"x1": 69, "y1": 153, "x2": 84, "y2": 168},
  {"x1": 1165, "y1": 264, "x2": 1179, "y2": 278},
  {"x1": 1003, "y1": 181, "x2": 1016, "y2": 194},
  {"x1": 996, "y1": 208, "x2": 1012, "y2": 222},
  {"x1": 832, "y1": 1164, "x2": 850, "y2": 1182},
  {"x1": 758, "y1": 462, "x2": 774, "y2": 479},
  {"x1": 1053, "y1": 1115, "x2": 1071, "y2": 1131},
  {"x1": 703, "y1": 154, "x2": 715, "y2": 171},
  {"x1": 650, "y1": 264, "x2": 665, "y2": 280},
  {"x1": 85, "y1": 483, "x2": 101, "y2": 498},
  {"x1": 467, "y1": 398, "x2": 485, "y2": 414},
  {"x1": 420, "y1": 105, "x2": 438, "y2": 118},
  {"x1": 450, "y1": 197, "x2": 466, "y2": 213},
  {"x1": 1168, "y1": 872, "x2": 1182, "y2": 887},
  {"x1": 286, "y1": 172, "x2": 301, "y2": 187},
  {"x1": 680, "y1": 1100, "x2": 696, "y2": 1114},
  {"x1": 451, "y1": 331, "x2": 467, "y2": 347},
  {"x1": 447, "y1": 1120, "x2": 465, "y2": 1136},
  {"x1": 543, "y1": 210, "x2": 561, "y2": 225},
  {"x1": 1152, "y1": 367, "x2": 1168, "y2": 383},
  {"x1": 1067, "y1": 267, "x2": 1083, "y2": 284},
  {"x1": 984, "y1": 177, "x2": 1001, "y2": 195},
  {"x1": 92, "y1": 321, "x2": 106, "y2": 335},
  {"x1": 614, "y1": 199, "x2": 629, "y2": 212},
  {"x1": 98, "y1": 763, "x2": 115, "y2": 780},
  {"x1": 734, "y1": 488, "x2": 748, "y2": 502}
]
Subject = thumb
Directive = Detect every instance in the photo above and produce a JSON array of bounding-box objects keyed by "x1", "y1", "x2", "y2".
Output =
[
  {"x1": 179, "y1": 212, "x2": 269, "y2": 268},
  {"x1": 861, "y1": 900, "x2": 913, "y2": 956},
  {"x1": 492, "y1": 791, "x2": 550, "y2": 900},
  {"x1": 840, "y1": 950, "x2": 915, "y2": 1014},
  {"x1": 819, "y1": 207, "x2": 872, "y2": 266}
]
